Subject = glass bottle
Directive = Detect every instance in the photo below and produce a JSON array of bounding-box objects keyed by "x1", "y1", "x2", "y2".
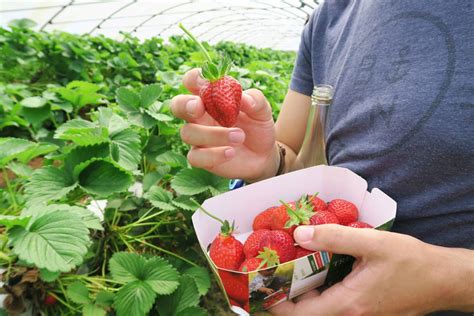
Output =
[{"x1": 295, "y1": 84, "x2": 334, "y2": 168}]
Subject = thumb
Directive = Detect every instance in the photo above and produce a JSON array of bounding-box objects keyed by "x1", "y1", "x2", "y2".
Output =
[
  {"x1": 293, "y1": 224, "x2": 380, "y2": 257},
  {"x1": 240, "y1": 89, "x2": 274, "y2": 122}
]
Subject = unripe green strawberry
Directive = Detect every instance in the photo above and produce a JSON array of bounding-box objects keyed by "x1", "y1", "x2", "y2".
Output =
[{"x1": 179, "y1": 23, "x2": 242, "y2": 127}]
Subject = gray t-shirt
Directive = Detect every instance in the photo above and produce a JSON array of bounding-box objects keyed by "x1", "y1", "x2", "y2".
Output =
[{"x1": 290, "y1": 0, "x2": 473, "y2": 249}]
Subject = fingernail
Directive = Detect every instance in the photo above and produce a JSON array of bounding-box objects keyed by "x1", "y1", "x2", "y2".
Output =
[
  {"x1": 197, "y1": 74, "x2": 207, "y2": 87},
  {"x1": 186, "y1": 100, "x2": 197, "y2": 116},
  {"x1": 224, "y1": 148, "x2": 235, "y2": 159},
  {"x1": 295, "y1": 226, "x2": 314, "y2": 243},
  {"x1": 243, "y1": 93, "x2": 256, "y2": 108},
  {"x1": 228, "y1": 130, "x2": 245, "y2": 144}
]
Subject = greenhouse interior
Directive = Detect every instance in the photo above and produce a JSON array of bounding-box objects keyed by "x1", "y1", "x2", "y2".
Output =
[{"x1": 1, "y1": 0, "x2": 473, "y2": 315}]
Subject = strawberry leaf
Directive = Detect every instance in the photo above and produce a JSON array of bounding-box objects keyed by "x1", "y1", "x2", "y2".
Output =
[
  {"x1": 83, "y1": 304, "x2": 106, "y2": 316},
  {"x1": 156, "y1": 150, "x2": 187, "y2": 168},
  {"x1": 67, "y1": 281, "x2": 91, "y2": 305},
  {"x1": 143, "y1": 186, "x2": 175, "y2": 211},
  {"x1": 97, "y1": 107, "x2": 129, "y2": 136},
  {"x1": 114, "y1": 280, "x2": 155, "y2": 316},
  {"x1": 183, "y1": 266, "x2": 211, "y2": 296},
  {"x1": 0, "y1": 215, "x2": 30, "y2": 229},
  {"x1": 140, "y1": 84, "x2": 162, "y2": 108},
  {"x1": 110, "y1": 129, "x2": 141, "y2": 171},
  {"x1": 9, "y1": 210, "x2": 90, "y2": 272},
  {"x1": 156, "y1": 275, "x2": 200, "y2": 316},
  {"x1": 116, "y1": 87, "x2": 140, "y2": 111},
  {"x1": 24, "y1": 166, "x2": 77, "y2": 206},
  {"x1": 170, "y1": 168, "x2": 228, "y2": 196},
  {"x1": 0, "y1": 137, "x2": 36, "y2": 167},
  {"x1": 64, "y1": 143, "x2": 111, "y2": 176}
]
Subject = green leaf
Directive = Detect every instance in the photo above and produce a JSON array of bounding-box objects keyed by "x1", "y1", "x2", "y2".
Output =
[
  {"x1": 183, "y1": 266, "x2": 211, "y2": 296},
  {"x1": 171, "y1": 168, "x2": 228, "y2": 196},
  {"x1": 156, "y1": 151, "x2": 187, "y2": 168},
  {"x1": 98, "y1": 107, "x2": 129, "y2": 136},
  {"x1": 24, "y1": 166, "x2": 77, "y2": 205},
  {"x1": 55, "y1": 119, "x2": 109, "y2": 146},
  {"x1": 143, "y1": 186, "x2": 175, "y2": 211},
  {"x1": 177, "y1": 306, "x2": 208, "y2": 316},
  {"x1": 56, "y1": 81, "x2": 103, "y2": 108},
  {"x1": 140, "y1": 84, "x2": 162, "y2": 108},
  {"x1": 39, "y1": 269, "x2": 60, "y2": 282},
  {"x1": 15, "y1": 142, "x2": 58, "y2": 164},
  {"x1": 78, "y1": 160, "x2": 133, "y2": 197},
  {"x1": 109, "y1": 253, "x2": 180, "y2": 295},
  {"x1": 142, "y1": 167, "x2": 169, "y2": 191},
  {"x1": 110, "y1": 129, "x2": 141, "y2": 171},
  {"x1": 64, "y1": 143, "x2": 111, "y2": 177},
  {"x1": 116, "y1": 87, "x2": 140, "y2": 111},
  {"x1": 67, "y1": 281, "x2": 91, "y2": 305},
  {"x1": 22, "y1": 105, "x2": 51, "y2": 126},
  {"x1": 83, "y1": 304, "x2": 106, "y2": 316},
  {"x1": 0, "y1": 215, "x2": 30, "y2": 229},
  {"x1": 0, "y1": 137, "x2": 35, "y2": 166},
  {"x1": 8, "y1": 18, "x2": 37, "y2": 29},
  {"x1": 156, "y1": 275, "x2": 200, "y2": 316},
  {"x1": 114, "y1": 280, "x2": 156, "y2": 316},
  {"x1": 20, "y1": 96, "x2": 47, "y2": 108},
  {"x1": 9, "y1": 210, "x2": 90, "y2": 272},
  {"x1": 171, "y1": 196, "x2": 197, "y2": 211},
  {"x1": 95, "y1": 291, "x2": 115, "y2": 308}
]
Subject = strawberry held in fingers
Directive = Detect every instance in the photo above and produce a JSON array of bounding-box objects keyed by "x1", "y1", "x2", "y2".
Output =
[{"x1": 179, "y1": 23, "x2": 242, "y2": 127}]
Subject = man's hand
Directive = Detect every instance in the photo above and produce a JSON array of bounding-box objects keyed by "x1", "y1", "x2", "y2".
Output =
[
  {"x1": 170, "y1": 68, "x2": 278, "y2": 181},
  {"x1": 270, "y1": 225, "x2": 474, "y2": 315}
]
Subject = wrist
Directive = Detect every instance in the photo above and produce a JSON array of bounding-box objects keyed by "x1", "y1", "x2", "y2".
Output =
[
  {"x1": 426, "y1": 244, "x2": 474, "y2": 312},
  {"x1": 244, "y1": 143, "x2": 280, "y2": 183}
]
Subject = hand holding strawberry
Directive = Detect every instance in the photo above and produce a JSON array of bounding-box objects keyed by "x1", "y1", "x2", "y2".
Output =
[{"x1": 171, "y1": 27, "x2": 277, "y2": 181}]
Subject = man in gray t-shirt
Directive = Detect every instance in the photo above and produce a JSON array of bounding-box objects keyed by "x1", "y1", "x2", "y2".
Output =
[{"x1": 171, "y1": 0, "x2": 473, "y2": 314}]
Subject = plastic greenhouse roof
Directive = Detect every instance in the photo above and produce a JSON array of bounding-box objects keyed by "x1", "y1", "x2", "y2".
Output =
[{"x1": 0, "y1": 0, "x2": 320, "y2": 51}]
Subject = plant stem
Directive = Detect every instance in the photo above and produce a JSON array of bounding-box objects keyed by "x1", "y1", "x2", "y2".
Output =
[
  {"x1": 191, "y1": 198, "x2": 224, "y2": 225},
  {"x1": 2, "y1": 168, "x2": 18, "y2": 209},
  {"x1": 128, "y1": 236, "x2": 198, "y2": 267},
  {"x1": 178, "y1": 23, "x2": 213, "y2": 64}
]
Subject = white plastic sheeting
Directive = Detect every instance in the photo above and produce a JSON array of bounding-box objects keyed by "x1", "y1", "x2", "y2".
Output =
[{"x1": 0, "y1": 0, "x2": 320, "y2": 51}]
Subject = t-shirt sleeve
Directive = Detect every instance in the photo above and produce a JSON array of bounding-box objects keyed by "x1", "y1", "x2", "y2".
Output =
[{"x1": 289, "y1": 16, "x2": 314, "y2": 96}]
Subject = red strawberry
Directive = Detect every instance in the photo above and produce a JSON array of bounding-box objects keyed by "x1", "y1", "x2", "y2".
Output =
[
  {"x1": 243, "y1": 229, "x2": 270, "y2": 259},
  {"x1": 309, "y1": 210, "x2": 339, "y2": 225},
  {"x1": 308, "y1": 194, "x2": 328, "y2": 212},
  {"x1": 253, "y1": 206, "x2": 277, "y2": 231},
  {"x1": 229, "y1": 298, "x2": 242, "y2": 307},
  {"x1": 243, "y1": 301, "x2": 250, "y2": 313},
  {"x1": 179, "y1": 23, "x2": 242, "y2": 127},
  {"x1": 196, "y1": 203, "x2": 244, "y2": 270},
  {"x1": 327, "y1": 199, "x2": 359, "y2": 225},
  {"x1": 257, "y1": 230, "x2": 296, "y2": 265},
  {"x1": 44, "y1": 294, "x2": 57, "y2": 306},
  {"x1": 295, "y1": 246, "x2": 315, "y2": 259},
  {"x1": 271, "y1": 196, "x2": 314, "y2": 234},
  {"x1": 239, "y1": 257, "x2": 266, "y2": 272},
  {"x1": 347, "y1": 221, "x2": 373, "y2": 228},
  {"x1": 218, "y1": 270, "x2": 249, "y2": 304}
]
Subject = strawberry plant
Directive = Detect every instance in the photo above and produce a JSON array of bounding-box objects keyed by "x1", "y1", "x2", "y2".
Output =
[{"x1": 0, "y1": 19, "x2": 295, "y2": 315}]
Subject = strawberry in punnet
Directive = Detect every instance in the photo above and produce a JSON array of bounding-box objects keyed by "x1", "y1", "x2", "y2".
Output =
[
  {"x1": 179, "y1": 24, "x2": 242, "y2": 127},
  {"x1": 271, "y1": 195, "x2": 315, "y2": 235},
  {"x1": 308, "y1": 193, "x2": 328, "y2": 212},
  {"x1": 218, "y1": 270, "x2": 249, "y2": 304},
  {"x1": 256, "y1": 230, "x2": 296, "y2": 265},
  {"x1": 295, "y1": 246, "x2": 315, "y2": 259},
  {"x1": 243, "y1": 229, "x2": 270, "y2": 259},
  {"x1": 327, "y1": 198, "x2": 359, "y2": 225},
  {"x1": 309, "y1": 210, "x2": 339, "y2": 225},
  {"x1": 347, "y1": 221, "x2": 373, "y2": 228},
  {"x1": 253, "y1": 206, "x2": 277, "y2": 231},
  {"x1": 194, "y1": 202, "x2": 244, "y2": 270},
  {"x1": 239, "y1": 257, "x2": 266, "y2": 272}
]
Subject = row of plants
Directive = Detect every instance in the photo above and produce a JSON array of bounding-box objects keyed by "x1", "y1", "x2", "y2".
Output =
[{"x1": 0, "y1": 19, "x2": 295, "y2": 315}]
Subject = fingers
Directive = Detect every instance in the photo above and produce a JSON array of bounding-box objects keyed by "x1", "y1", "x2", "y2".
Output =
[
  {"x1": 182, "y1": 68, "x2": 207, "y2": 95},
  {"x1": 187, "y1": 146, "x2": 235, "y2": 169},
  {"x1": 170, "y1": 95, "x2": 206, "y2": 122},
  {"x1": 293, "y1": 224, "x2": 382, "y2": 257},
  {"x1": 294, "y1": 289, "x2": 320, "y2": 302},
  {"x1": 180, "y1": 124, "x2": 245, "y2": 147},
  {"x1": 240, "y1": 89, "x2": 274, "y2": 122},
  {"x1": 269, "y1": 290, "x2": 320, "y2": 315}
]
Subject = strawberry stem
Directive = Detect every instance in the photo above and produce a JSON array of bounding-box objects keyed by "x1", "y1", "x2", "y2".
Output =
[
  {"x1": 178, "y1": 23, "x2": 213, "y2": 64},
  {"x1": 191, "y1": 198, "x2": 224, "y2": 225}
]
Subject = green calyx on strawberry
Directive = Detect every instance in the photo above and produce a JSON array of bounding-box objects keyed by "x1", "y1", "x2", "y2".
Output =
[
  {"x1": 179, "y1": 23, "x2": 242, "y2": 127},
  {"x1": 280, "y1": 195, "x2": 316, "y2": 229}
]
